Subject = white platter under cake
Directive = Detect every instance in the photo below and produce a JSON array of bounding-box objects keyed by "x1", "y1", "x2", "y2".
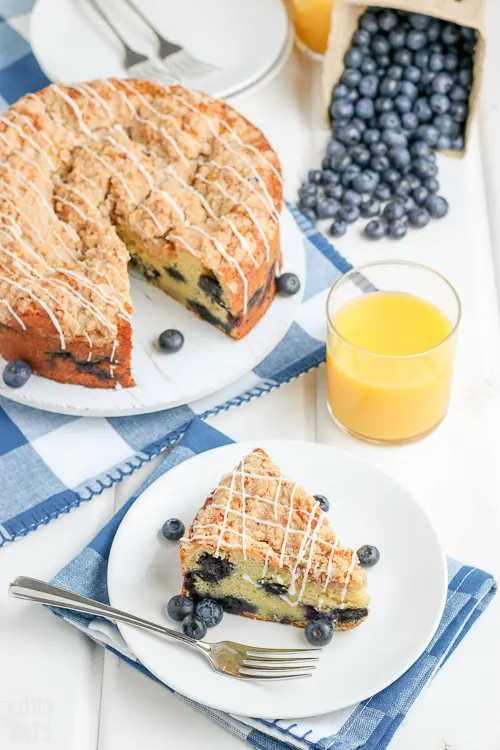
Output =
[
  {"x1": 0, "y1": 208, "x2": 305, "y2": 417},
  {"x1": 31, "y1": 0, "x2": 291, "y2": 99},
  {"x1": 107, "y1": 440, "x2": 448, "y2": 720}
]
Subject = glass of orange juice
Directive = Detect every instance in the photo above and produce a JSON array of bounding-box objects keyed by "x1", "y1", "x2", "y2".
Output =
[
  {"x1": 290, "y1": 0, "x2": 334, "y2": 57},
  {"x1": 326, "y1": 261, "x2": 461, "y2": 445}
]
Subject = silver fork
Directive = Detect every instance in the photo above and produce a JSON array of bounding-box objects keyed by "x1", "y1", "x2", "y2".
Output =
[
  {"x1": 9, "y1": 577, "x2": 320, "y2": 681},
  {"x1": 121, "y1": 0, "x2": 220, "y2": 79},
  {"x1": 87, "y1": 0, "x2": 176, "y2": 82}
]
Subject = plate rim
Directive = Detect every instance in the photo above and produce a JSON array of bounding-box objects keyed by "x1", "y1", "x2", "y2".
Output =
[{"x1": 107, "y1": 439, "x2": 448, "y2": 719}]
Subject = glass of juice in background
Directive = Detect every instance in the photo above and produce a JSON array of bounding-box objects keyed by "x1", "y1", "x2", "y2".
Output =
[
  {"x1": 290, "y1": 0, "x2": 334, "y2": 57},
  {"x1": 326, "y1": 262, "x2": 461, "y2": 445}
]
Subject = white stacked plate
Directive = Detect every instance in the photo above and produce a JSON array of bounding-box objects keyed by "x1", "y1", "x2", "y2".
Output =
[{"x1": 31, "y1": 0, "x2": 293, "y2": 99}]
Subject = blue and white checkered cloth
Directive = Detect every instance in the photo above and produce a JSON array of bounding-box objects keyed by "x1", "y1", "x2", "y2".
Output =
[{"x1": 51, "y1": 417, "x2": 497, "y2": 750}]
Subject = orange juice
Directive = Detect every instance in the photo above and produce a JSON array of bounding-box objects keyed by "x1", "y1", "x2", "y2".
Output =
[
  {"x1": 291, "y1": 0, "x2": 334, "y2": 55},
  {"x1": 327, "y1": 291, "x2": 457, "y2": 443}
]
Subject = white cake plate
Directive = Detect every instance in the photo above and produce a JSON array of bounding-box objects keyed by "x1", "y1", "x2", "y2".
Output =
[{"x1": 0, "y1": 208, "x2": 305, "y2": 417}]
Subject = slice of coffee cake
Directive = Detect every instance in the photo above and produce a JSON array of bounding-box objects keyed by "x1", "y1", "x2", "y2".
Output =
[{"x1": 180, "y1": 449, "x2": 369, "y2": 631}]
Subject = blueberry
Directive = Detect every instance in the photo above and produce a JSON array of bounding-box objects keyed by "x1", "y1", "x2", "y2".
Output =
[
  {"x1": 321, "y1": 169, "x2": 340, "y2": 184},
  {"x1": 413, "y1": 99, "x2": 432, "y2": 123},
  {"x1": 374, "y1": 183, "x2": 391, "y2": 201},
  {"x1": 313, "y1": 494, "x2": 330, "y2": 512},
  {"x1": 351, "y1": 117, "x2": 367, "y2": 133},
  {"x1": 434, "y1": 113, "x2": 456, "y2": 135},
  {"x1": 451, "y1": 135, "x2": 465, "y2": 151},
  {"x1": 408, "y1": 174, "x2": 421, "y2": 191},
  {"x1": 339, "y1": 204, "x2": 361, "y2": 224},
  {"x1": 308, "y1": 169, "x2": 322, "y2": 184},
  {"x1": 378, "y1": 9, "x2": 398, "y2": 32},
  {"x1": 336, "y1": 124, "x2": 362, "y2": 147},
  {"x1": 305, "y1": 618, "x2": 334, "y2": 646},
  {"x1": 430, "y1": 93, "x2": 450, "y2": 114},
  {"x1": 166, "y1": 594, "x2": 194, "y2": 622},
  {"x1": 357, "y1": 544, "x2": 381, "y2": 567},
  {"x1": 402, "y1": 112, "x2": 418, "y2": 130},
  {"x1": 414, "y1": 49, "x2": 429, "y2": 69},
  {"x1": 371, "y1": 155, "x2": 390, "y2": 173},
  {"x1": 343, "y1": 189, "x2": 362, "y2": 207},
  {"x1": 428, "y1": 53, "x2": 444, "y2": 73},
  {"x1": 408, "y1": 207, "x2": 431, "y2": 228},
  {"x1": 329, "y1": 219, "x2": 348, "y2": 238},
  {"x1": 386, "y1": 64, "x2": 403, "y2": 81},
  {"x1": 428, "y1": 42, "x2": 444, "y2": 55},
  {"x1": 345, "y1": 90, "x2": 359, "y2": 105},
  {"x1": 442, "y1": 22, "x2": 461, "y2": 46},
  {"x1": 403, "y1": 195, "x2": 416, "y2": 213},
  {"x1": 330, "y1": 99, "x2": 355, "y2": 121},
  {"x1": 435, "y1": 135, "x2": 451, "y2": 151},
  {"x1": 379, "y1": 77, "x2": 399, "y2": 98},
  {"x1": 2, "y1": 360, "x2": 32, "y2": 388},
  {"x1": 427, "y1": 19, "x2": 442, "y2": 43},
  {"x1": 375, "y1": 97, "x2": 394, "y2": 115},
  {"x1": 461, "y1": 26, "x2": 477, "y2": 44},
  {"x1": 426, "y1": 195, "x2": 449, "y2": 219},
  {"x1": 394, "y1": 95, "x2": 412, "y2": 114},
  {"x1": 403, "y1": 66, "x2": 420, "y2": 84},
  {"x1": 361, "y1": 56, "x2": 377, "y2": 75},
  {"x1": 356, "y1": 98, "x2": 375, "y2": 120},
  {"x1": 182, "y1": 614, "x2": 207, "y2": 640},
  {"x1": 371, "y1": 141, "x2": 388, "y2": 156},
  {"x1": 389, "y1": 146, "x2": 411, "y2": 171},
  {"x1": 195, "y1": 599, "x2": 224, "y2": 628},
  {"x1": 408, "y1": 13, "x2": 431, "y2": 30},
  {"x1": 443, "y1": 53, "x2": 459, "y2": 72},
  {"x1": 399, "y1": 81, "x2": 418, "y2": 100},
  {"x1": 300, "y1": 208, "x2": 316, "y2": 224},
  {"x1": 407, "y1": 30, "x2": 426, "y2": 51},
  {"x1": 353, "y1": 29, "x2": 371, "y2": 48},
  {"x1": 331, "y1": 152, "x2": 352, "y2": 172},
  {"x1": 450, "y1": 102, "x2": 467, "y2": 123},
  {"x1": 364, "y1": 218, "x2": 387, "y2": 240},
  {"x1": 393, "y1": 49, "x2": 413, "y2": 67},
  {"x1": 413, "y1": 158, "x2": 438, "y2": 178},
  {"x1": 421, "y1": 71, "x2": 436, "y2": 90},
  {"x1": 458, "y1": 68, "x2": 473, "y2": 88},
  {"x1": 326, "y1": 139, "x2": 345, "y2": 158},
  {"x1": 417, "y1": 124, "x2": 440, "y2": 147},
  {"x1": 383, "y1": 199, "x2": 406, "y2": 221},
  {"x1": 299, "y1": 194, "x2": 317, "y2": 210},
  {"x1": 363, "y1": 128, "x2": 381, "y2": 145},
  {"x1": 276, "y1": 272, "x2": 300, "y2": 297},
  {"x1": 393, "y1": 177, "x2": 412, "y2": 198},
  {"x1": 413, "y1": 185, "x2": 429, "y2": 206},
  {"x1": 360, "y1": 11, "x2": 379, "y2": 35},
  {"x1": 316, "y1": 199, "x2": 340, "y2": 219},
  {"x1": 375, "y1": 55, "x2": 391, "y2": 69},
  {"x1": 360, "y1": 198, "x2": 381, "y2": 218},
  {"x1": 345, "y1": 47, "x2": 364, "y2": 68},
  {"x1": 383, "y1": 168, "x2": 401, "y2": 186},
  {"x1": 342, "y1": 68, "x2": 362, "y2": 88},
  {"x1": 162, "y1": 518, "x2": 185, "y2": 540},
  {"x1": 379, "y1": 112, "x2": 401, "y2": 130},
  {"x1": 359, "y1": 74, "x2": 379, "y2": 99},
  {"x1": 381, "y1": 129, "x2": 407, "y2": 148},
  {"x1": 449, "y1": 85, "x2": 468, "y2": 103},
  {"x1": 325, "y1": 183, "x2": 344, "y2": 200},
  {"x1": 432, "y1": 72, "x2": 454, "y2": 95},
  {"x1": 350, "y1": 146, "x2": 371, "y2": 167},
  {"x1": 410, "y1": 140, "x2": 431, "y2": 158},
  {"x1": 333, "y1": 83, "x2": 349, "y2": 100},
  {"x1": 352, "y1": 172, "x2": 378, "y2": 193},
  {"x1": 299, "y1": 182, "x2": 318, "y2": 197},
  {"x1": 387, "y1": 217, "x2": 408, "y2": 239},
  {"x1": 388, "y1": 28, "x2": 406, "y2": 50},
  {"x1": 424, "y1": 177, "x2": 439, "y2": 193}
]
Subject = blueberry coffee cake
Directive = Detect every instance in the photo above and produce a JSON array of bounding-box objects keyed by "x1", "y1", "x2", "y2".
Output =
[
  {"x1": 0, "y1": 80, "x2": 283, "y2": 388},
  {"x1": 180, "y1": 449, "x2": 370, "y2": 631}
]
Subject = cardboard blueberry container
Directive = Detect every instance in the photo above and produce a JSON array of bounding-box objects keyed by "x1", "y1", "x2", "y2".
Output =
[{"x1": 322, "y1": 0, "x2": 486, "y2": 157}]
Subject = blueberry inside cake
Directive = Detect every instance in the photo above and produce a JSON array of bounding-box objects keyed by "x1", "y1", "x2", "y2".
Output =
[
  {"x1": 0, "y1": 79, "x2": 282, "y2": 388},
  {"x1": 180, "y1": 449, "x2": 369, "y2": 630}
]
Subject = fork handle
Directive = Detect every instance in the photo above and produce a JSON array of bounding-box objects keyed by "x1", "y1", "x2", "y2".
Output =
[
  {"x1": 120, "y1": 0, "x2": 183, "y2": 57},
  {"x1": 9, "y1": 577, "x2": 208, "y2": 652}
]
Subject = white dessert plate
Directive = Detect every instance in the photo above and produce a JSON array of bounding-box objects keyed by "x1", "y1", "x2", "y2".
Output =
[
  {"x1": 0, "y1": 208, "x2": 304, "y2": 417},
  {"x1": 31, "y1": 0, "x2": 290, "y2": 99},
  {"x1": 107, "y1": 440, "x2": 447, "y2": 719}
]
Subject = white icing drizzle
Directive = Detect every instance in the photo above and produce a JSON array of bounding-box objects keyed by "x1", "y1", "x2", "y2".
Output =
[
  {"x1": 0, "y1": 298, "x2": 26, "y2": 330},
  {"x1": 323, "y1": 538, "x2": 340, "y2": 592},
  {"x1": 279, "y1": 483, "x2": 297, "y2": 568},
  {"x1": 0, "y1": 114, "x2": 55, "y2": 170},
  {"x1": 288, "y1": 502, "x2": 321, "y2": 596},
  {"x1": 298, "y1": 513, "x2": 325, "y2": 604},
  {"x1": 340, "y1": 552, "x2": 357, "y2": 609},
  {"x1": 0, "y1": 271, "x2": 66, "y2": 348},
  {"x1": 242, "y1": 573, "x2": 260, "y2": 588}
]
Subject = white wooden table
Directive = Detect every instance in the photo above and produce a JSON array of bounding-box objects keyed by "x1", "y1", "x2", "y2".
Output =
[{"x1": 2, "y1": 10, "x2": 500, "y2": 749}]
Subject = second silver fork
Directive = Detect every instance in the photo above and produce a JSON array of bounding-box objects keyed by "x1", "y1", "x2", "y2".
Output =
[{"x1": 9, "y1": 577, "x2": 320, "y2": 681}]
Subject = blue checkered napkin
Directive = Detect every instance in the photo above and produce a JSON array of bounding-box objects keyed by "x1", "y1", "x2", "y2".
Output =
[
  {"x1": 0, "y1": 204, "x2": 350, "y2": 545},
  {"x1": 51, "y1": 418, "x2": 497, "y2": 750}
]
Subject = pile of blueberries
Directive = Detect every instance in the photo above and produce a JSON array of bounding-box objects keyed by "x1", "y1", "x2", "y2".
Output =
[{"x1": 298, "y1": 7, "x2": 477, "y2": 240}]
